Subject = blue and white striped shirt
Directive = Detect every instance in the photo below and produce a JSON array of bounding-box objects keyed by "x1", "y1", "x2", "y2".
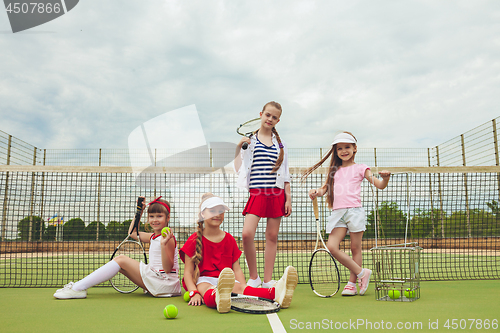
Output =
[{"x1": 249, "y1": 139, "x2": 278, "y2": 189}]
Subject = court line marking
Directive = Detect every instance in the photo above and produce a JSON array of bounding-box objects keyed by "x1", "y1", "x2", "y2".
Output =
[{"x1": 267, "y1": 313, "x2": 287, "y2": 333}]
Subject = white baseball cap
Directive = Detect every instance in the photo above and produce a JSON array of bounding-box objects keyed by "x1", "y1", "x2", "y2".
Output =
[{"x1": 332, "y1": 132, "x2": 357, "y2": 146}]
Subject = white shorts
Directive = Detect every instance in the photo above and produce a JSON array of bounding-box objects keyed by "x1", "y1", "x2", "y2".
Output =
[
  {"x1": 326, "y1": 207, "x2": 368, "y2": 234},
  {"x1": 197, "y1": 276, "x2": 241, "y2": 286},
  {"x1": 140, "y1": 262, "x2": 182, "y2": 297}
]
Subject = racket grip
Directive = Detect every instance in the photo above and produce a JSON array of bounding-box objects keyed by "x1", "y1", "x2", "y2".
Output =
[
  {"x1": 313, "y1": 198, "x2": 319, "y2": 220},
  {"x1": 242, "y1": 142, "x2": 249, "y2": 150},
  {"x1": 133, "y1": 197, "x2": 145, "y2": 231}
]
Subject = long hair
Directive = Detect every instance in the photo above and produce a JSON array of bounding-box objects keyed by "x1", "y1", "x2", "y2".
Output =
[
  {"x1": 301, "y1": 131, "x2": 357, "y2": 209},
  {"x1": 191, "y1": 193, "x2": 216, "y2": 283},
  {"x1": 261, "y1": 101, "x2": 284, "y2": 173}
]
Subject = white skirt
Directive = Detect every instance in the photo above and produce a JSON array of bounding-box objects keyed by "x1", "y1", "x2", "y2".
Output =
[{"x1": 140, "y1": 262, "x2": 181, "y2": 297}]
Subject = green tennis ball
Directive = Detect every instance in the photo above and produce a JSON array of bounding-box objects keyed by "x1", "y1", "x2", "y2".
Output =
[
  {"x1": 161, "y1": 227, "x2": 170, "y2": 237},
  {"x1": 388, "y1": 289, "x2": 401, "y2": 299},
  {"x1": 404, "y1": 289, "x2": 416, "y2": 298},
  {"x1": 163, "y1": 304, "x2": 178, "y2": 319},
  {"x1": 183, "y1": 291, "x2": 191, "y2": 302}
]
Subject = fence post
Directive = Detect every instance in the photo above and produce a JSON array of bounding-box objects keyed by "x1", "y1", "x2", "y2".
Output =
[
  {"x1": 1, "y1": 135, "x2": 12, "y2": 241},
  {"x1": 40, "y1": 149, "x2": 46, "y2": 241},
  {"x1": 28, "y1": 147, "x2": 37, "y2": 242},
  {"x1": 96, "y1": 148, "x2": 102, "y2": 241},
  {"x1": 373, "y1": 148, "x2": 382, "y2": 239},
  {"x1": 493, "y1": 119, "x2": 500, "y2": 202},
  {"x1": 461, "y1": 134, "x2": 471, "y2": 238},
  {"x1": 436, "y1": 146, "x2": 445, "y2": 238},
  {"x1": 427, "y1": 148, "x2": 435, "y2": 238}
]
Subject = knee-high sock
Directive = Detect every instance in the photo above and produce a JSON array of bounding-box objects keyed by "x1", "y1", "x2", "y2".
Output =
[
  {"x1": 203, "y1": 288, "x2": 217, "y2": 308},
  {"x1": 243, "y1": 286, "x2": 275, "y2": 300},
  {"x1": 73, "y1": 261, "x2": 121, "y2": 291}
]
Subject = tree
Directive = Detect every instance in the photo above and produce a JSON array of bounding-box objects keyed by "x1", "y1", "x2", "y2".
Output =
[
  {"x1": 105, "y1": 221, "x2": 124, "y2": 240},
  {"x1": 411, "y1": 208, "x2": 446, "y2": 238},
  {"x1": 366, "y1": 202, "x2": 407, "y2": 239},
  {"x1": 63, "y1": 218, "x2": 85, "y2": 241},
  {"x1": 17, "y1": 216, "x2": 45, "y2": 241},
  {"x1": 85, "y1": 221, "x2": 106, "y2": 241},
  {"x1": 43, "y1": 225, "x2": 57, "y2": 241}
]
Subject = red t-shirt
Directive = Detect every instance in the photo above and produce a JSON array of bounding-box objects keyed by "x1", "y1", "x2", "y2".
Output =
[{"x1": 180, "y1": 232, "x2": 242, "y2": 278}]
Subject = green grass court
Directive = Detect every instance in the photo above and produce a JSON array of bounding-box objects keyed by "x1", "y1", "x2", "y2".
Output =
[{"x1": 1, "y1": 280, "x2": 498, "y2": 333}]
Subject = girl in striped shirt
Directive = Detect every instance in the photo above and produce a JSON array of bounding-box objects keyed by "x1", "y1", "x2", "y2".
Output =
[{"x1": 234, "y1": 101, "x2": 292, "y2": 288}]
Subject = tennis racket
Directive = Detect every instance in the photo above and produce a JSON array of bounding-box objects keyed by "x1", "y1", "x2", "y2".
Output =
[
  {"x1": 308, "y1": 198, "x2": 340, "y2": 297},
  {"x1": 236, "y1": 118, "x2": 260, "y2": 150},
  {"x1": 110, "y1": 197, "x2": 148, "y2": 293},
  {"x1": 230, "y1": 293, "x2": 280, "y2": 314}
]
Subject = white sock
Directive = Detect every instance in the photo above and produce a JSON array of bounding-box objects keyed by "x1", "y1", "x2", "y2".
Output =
[
  {"x1": 357, "y1": 269, "x2": 365, "y2": 279},
  {"x1": 73, "y1": 261, "x2": 121, "y2": 291},
  {"x1": 347, "y1": 281, "x2": 356, "y2": 287}
]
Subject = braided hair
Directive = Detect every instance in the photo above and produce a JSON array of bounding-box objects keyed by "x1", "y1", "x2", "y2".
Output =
[
  {"x1": 191, "y1": 193, "x2": 216, "y2": 283},
  {"x1": 261, "y1": 101, "x2": 285, "y2": 173}
]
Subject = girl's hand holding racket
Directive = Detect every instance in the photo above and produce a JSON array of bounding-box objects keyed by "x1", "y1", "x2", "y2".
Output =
[
  {"x1": 308, "y1": 188, "x2": 319, "y2": 200},
  {"x1": 238, "y1": 136, "x2": 251, "y2": 150}
]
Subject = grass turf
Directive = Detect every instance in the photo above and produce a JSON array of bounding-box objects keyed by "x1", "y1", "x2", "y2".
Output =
[{"x1": 0, "y1": 280, "x2": 498, "y2": 333}]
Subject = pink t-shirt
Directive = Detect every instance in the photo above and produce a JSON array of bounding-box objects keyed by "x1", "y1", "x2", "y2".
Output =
[{"x1": 332, "y1": 164, "x2": 370, "y2": 210}]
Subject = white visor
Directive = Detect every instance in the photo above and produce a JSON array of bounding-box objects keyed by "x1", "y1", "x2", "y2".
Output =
[
  {"x1": 200, "y1": 197, "x2": 230, "y2": 213},
  {"x1": 332, "y1": 132, "x2": 356, "y2": 146}
]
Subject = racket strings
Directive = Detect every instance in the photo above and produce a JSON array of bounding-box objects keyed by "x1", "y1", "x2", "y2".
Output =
[
  {"x1": 110, "y1": 241, "x2": 146, "y2": 293},
  {"x1": 309, "y1": 250, "x2": 340, "y2": 297}
]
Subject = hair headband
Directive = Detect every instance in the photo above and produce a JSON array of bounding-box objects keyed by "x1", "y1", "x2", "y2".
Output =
[{"x1": 148, "y1": 196, "x2": 170, "y2": 213}]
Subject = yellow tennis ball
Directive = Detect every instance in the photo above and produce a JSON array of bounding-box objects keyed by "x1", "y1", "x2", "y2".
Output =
[
  {"x1": 404, "y1": 289, "x2": 415, "y2": 298},
  {"x1": 183, "y1": 291, "x2": 190, "y2": 302},
  {"x1": 388, "y1": 289, "x2": 400, "y2": 299},
  {"x1": 161, "y1": 227, "x2": 170, "y2": 237},
  {"x1": 163, "y1": 304, "x2": 178, "y2": 319}
]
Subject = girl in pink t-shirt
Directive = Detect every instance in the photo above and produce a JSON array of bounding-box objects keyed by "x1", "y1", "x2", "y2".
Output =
[{"x1": 302, "y1": 132, "x2": 391, "y2": 296}]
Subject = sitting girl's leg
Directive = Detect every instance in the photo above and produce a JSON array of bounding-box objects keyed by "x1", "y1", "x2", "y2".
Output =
[
  {"x1": 54, "y1": 255, "x2": 144, "y2": 299},
  {"x1": 202, "y1": 268, "x2": 235, "y2": 313}
]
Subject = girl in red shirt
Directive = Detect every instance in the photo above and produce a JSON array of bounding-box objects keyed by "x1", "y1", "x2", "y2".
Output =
[{"x1": 180, "y1": 193, "x2": 298, "y2": 313}]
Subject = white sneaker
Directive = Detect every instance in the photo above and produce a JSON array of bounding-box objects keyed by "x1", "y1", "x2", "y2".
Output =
[
  {"x1": 216, "y1": 268, "x2": 235, "y2": 313},
  {"x1": 273, "y1": 266, "x2": 298, "y2": 309},
  {"x1": 247, "y1": 275, "x2": 262, "y2": 288},
  {"x1": 262, "y1": 280, "x2": 277, "y2": 288},
  {"x1": 53, "y1": 282, "x2": 87, "y2": 299}
]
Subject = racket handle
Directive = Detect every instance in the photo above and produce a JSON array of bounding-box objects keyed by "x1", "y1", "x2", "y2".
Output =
[
  {"x1": 242, "y1": 142, "x2": 249, "y2": 150},
  {"x1": 133, "y1": 197, "x2": 145, "y2": 232},
  {"x1": 313, "y1": 198, "x2": 319, "y2": 220}
]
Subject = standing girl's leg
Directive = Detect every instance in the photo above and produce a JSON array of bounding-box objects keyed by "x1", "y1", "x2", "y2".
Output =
[
  {"x1": 263, "y1": 217, "x2": 281, "y2": 284},
  {"x1": 242, "y1": 214, "x2": 261, "y2": 281},
  {"x1": 349, "y1": 231, "x2": 364, "y2": 283},
  {"x1": 326, "y1": 228, "x2": 363, "y2": 276}
]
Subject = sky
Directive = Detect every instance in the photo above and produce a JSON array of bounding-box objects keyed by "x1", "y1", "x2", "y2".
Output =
[{"x1": 1, "y1": 0, "x2": 500, "y2": 151}]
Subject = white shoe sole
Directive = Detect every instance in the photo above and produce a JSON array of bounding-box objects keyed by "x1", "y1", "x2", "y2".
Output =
[
  {"x1": 276, "y1": 266, "x2": 298, "y2": 309},
  {"x1": 216, "y1": 268, "x2": 235, "y2": 313}
]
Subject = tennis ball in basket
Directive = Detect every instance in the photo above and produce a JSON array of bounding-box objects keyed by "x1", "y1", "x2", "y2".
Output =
[
  {"x1": 163, "y1": 304, "x2": 178, "y2": 319},
  {"x1": 183, "y1": 291, "x2": 191, "y2": 302},
  {"x1": 161, "y1": 227, "x2": 170, "y2": 237},
  {"x1": 404, "y1": 289, "x2": 415, "y2": 298},
  {"x1": 388, "y1": 289, "x2": 400, "y2": 299}
]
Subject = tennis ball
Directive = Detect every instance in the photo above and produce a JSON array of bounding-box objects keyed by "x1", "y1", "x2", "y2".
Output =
[
  {"x1": 404, "y1": 289, "x2": 416, "y2": 299},
  {"x1": 388, "y1": 289, "x2": 401, "y2": 299},
  {"x1": 163, "y1": 304, "x2": 178, "y2": 319},
  {"x1": 183, "y1": 291, "x2": 191, "y2": 302},
  {"x1": 161, "y1": 227, "x2": 170, "y2": 237}
]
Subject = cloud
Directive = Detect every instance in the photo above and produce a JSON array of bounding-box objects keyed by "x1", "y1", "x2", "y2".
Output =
[{"x1": 1, "y1": 0, "x2": 500, "y2": 151}]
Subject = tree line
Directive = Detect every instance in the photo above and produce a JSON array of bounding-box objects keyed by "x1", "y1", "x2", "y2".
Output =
[{"x1": 16, "y1": 200, "x2": 500, "y2": 241}]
